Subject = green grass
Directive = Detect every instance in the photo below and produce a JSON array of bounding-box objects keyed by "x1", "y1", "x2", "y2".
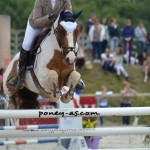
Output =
[{"x1": 78, "y1": 64, "x2": 150, "y2": 93}]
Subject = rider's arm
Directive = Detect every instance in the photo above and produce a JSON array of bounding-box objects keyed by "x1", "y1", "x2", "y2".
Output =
[
  {"x1": 64, "y1": 0, "x2": 72, "y2": 12},
  {"x1": 29, "y1": 0, "x2": 53, "y2": 29}
]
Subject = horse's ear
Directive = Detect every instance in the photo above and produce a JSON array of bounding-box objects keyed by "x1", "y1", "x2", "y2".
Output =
[{"x1": 73, "y1": 10, "x2": 82, "y2": 20}]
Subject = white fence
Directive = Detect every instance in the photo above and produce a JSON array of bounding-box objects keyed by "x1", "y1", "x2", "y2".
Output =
[{"x1": 0, "y1": 107, "x2": 149, "y2": 118}]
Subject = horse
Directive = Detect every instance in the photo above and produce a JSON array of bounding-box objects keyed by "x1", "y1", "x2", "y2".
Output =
[{"x1": 2, "y1": 11, "x2": 82, "y2": 109}]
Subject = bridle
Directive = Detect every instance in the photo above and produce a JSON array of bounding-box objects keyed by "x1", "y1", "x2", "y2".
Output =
[{"x1": 52, "y1": 22, "x2": 77, "y2": 57}]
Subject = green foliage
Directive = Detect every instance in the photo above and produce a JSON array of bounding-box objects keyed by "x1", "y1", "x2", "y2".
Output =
[
  {"x1": 0, "y1": 0, "x2": 150, "y2": 29},
  {"x1": 83, "y1": 118, "x2": 97, "y2": 141},
  {"x1": 83, "y1": 118, "x2": 97, "y2": 128},
  {"x1": 0, "y1": 0, "x2": 34, "y2": 28}
]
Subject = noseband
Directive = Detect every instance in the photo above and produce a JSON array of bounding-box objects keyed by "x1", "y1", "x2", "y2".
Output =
[{"x1": 61, "y1": 46, "x2": 77, "y2": 56}]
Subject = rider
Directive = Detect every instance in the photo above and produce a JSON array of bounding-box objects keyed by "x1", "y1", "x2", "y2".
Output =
[{"x1": 8, "y1": 0, "x2": 85, "y2": 91}]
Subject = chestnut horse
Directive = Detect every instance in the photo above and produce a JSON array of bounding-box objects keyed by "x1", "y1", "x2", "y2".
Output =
[{"x1": 2, "y1": 11, "x2": 82, "y2": 109}]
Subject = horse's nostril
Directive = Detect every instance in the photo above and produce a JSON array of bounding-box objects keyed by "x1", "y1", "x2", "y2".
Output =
[{"x1": 66, "y1": 57, "x2": 69, "y2": 64}]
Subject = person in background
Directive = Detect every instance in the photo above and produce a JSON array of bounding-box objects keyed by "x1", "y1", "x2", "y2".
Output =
[
  {"x1": 85, "y1": 13, "x2": 97, "y2": 34},
  {"x1": 101, "y1": 18, "x2": 109, "y2": 53},
  {"x1": 135, "y1": 22, "x2": 147, "y2": 65},
  {"x1": 114, "y1": 46, "x2": 129, "y2": 80},
  {"x1": 109, "y1": 18, "x2": 120, "y2": 53},
  {"x1": 99, "y1": 86, "x2": 109, "y2": 125},
  {"x1": 120, "y1": 81, "x2": 136, "y2": 125},
  {"x1": 88, "y1": 18, "x2": 105, "y2": 62},
  {"x1": 143, "y1": 30, "x2": 150, "y2": 82},
  {"x1": 122, "y1": 19, "x2": 134, "y2": 64},
  {"x1": 76, "y1": 21, "x2": 85, "y2": 69},
  {"x1": 101, "y1": 47, "x2": 115, "y2": 74},
  {"x1": 143, "y1": 54, "x2": 150, "y2": 82},
  {"x1": 85, "y1": 13, "x2": 97, "y2": 60}
]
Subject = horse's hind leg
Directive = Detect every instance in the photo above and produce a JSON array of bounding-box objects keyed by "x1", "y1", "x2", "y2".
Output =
[{"x1": 61, "y1": 71, "x2": 81, "y2": 103}]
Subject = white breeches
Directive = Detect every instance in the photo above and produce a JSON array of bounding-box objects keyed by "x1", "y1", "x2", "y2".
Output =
[
  {"x1": 22, "y1": 21, "x2": 78, "y2": 52},
  {"x1": 22, "y1": 21, "x2": 42, "y2": 51},
  {"x1": 114, "y1": 64, "x2": 128, "y2": 77}
]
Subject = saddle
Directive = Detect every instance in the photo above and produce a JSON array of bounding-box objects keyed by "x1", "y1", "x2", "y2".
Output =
[{"x1": 26, "y1": 28, "x2": 51, "y2": 69}]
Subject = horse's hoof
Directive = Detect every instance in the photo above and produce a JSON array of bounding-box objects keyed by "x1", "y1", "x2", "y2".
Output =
[{"x1": 61, "y1": 93, "x2": 72, "y2": 103}]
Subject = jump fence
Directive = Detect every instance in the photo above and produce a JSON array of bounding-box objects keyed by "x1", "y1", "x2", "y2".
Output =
[
  {"x1": 0, "y1": 127, "x2": 149, "y2": 138},
  {"x1": 0, "y1": 107, "x2": 149, "y2": 118},
  {"x1": 0, "y1": 100, "x2": 150, "y2": 149},
  {"x1": 0, "y1": 138, "x2": 58, "y2": 146}
]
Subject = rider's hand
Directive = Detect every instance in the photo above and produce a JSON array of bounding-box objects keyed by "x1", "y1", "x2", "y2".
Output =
[{"x1": 48, "y1": 14, "x2": 58, "y2": 23}]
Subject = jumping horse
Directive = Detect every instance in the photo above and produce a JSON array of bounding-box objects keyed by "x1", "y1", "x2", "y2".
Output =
[{"x1": 2, "y1": 11, "x2": 82, "y2": 109}]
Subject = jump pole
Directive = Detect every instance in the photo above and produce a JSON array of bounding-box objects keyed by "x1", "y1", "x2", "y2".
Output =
[
  {"x1": 0, "y1": 124, "x2": 59, "y2": 130},
  {"x1": 0, "y1": 138, "x2": 58, "y2": 146},
  {"x1": 0, "y1": 127, "x2": 149, "y2": 138},
  {"x1": 0, "y1": 107, "x2": 150, "y2": 118}
]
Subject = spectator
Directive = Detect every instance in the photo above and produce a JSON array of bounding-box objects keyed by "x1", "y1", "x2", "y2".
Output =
[
  {"x1": 86, "y1": 13, "x2": 97, "y2": 60},
  {"x1": 99, "y1": 86, "x2": 109, "y2": 125},
  {"x1": 101, "y1": 48, "x2": 114, "y2": 73},
  {"x1": 143, "y1": 30, "x2": 150, "y2": 82},
  {"x1": 135, "y1": 22, "x2": 147, "y2": 65},
  {"x1": 76, "y1": 21, "x2": 85, "y2": 69},
  {"x1": 122, "y1": 19, "x2": 134, "y2": 64},
  {"x1": 114, "y1": 46, "x2": 129, "y2": 80},
  {"x1": 101, "y1": 18, "x2": 109, "y2": 53},
  {"x1": 85, "y1": 13, "x2": 97, "y2": 34},
  {"x1": 120, "y1": 81, "x2": 136, "y2": 125},
  {"x1": 109, "y1": 18, "x2": 120, "y2": 53},
  {"x1": 89, "y1": 18, "x2": 105, "y2": 62},
  {"x1": 143, "y1": 54, "x2": 150, "y2": 82}
]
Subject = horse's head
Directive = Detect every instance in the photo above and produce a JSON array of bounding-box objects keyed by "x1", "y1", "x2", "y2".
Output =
[{"x1": 55, "y1": 11, "x2": 82, "y2": 65}]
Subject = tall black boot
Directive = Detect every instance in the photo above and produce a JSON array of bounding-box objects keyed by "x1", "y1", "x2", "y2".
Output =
[{"x1": 8, "y1": 48, "x2": 30, "y2": 90}]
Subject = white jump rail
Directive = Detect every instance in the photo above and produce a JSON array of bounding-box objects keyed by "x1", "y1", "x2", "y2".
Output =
[
  {"x1": 0, "y1": 107, "x2": 149, "y2": 118},
  {"x1": 0, "y1": 127, "x2": 149, "y2": 138}
]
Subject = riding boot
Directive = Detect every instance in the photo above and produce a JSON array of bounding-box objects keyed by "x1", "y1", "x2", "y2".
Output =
[{"x1": 8, "y1": 48, "x2": 30, "y2": 90}]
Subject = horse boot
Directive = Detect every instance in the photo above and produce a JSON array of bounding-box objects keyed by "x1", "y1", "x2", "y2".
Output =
[
  {"x1": 8, "y1": 48, "x2": 30, "y2": 90},
  {"x1": 76, "y1": 79, "x2": 85, "y2": 91}
]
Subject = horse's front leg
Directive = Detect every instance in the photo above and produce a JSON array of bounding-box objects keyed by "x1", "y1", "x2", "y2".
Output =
[
  {"x1": 38, "y1": 69, "x2": 60, "y2": 102},
  {"x1": 61, "y1": 71, "x2": 81, "y2": 103}
]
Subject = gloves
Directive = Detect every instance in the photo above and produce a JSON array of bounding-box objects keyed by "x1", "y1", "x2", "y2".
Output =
[{"x1": 48, "y1": 14, "x2": 58, "y2": 23}]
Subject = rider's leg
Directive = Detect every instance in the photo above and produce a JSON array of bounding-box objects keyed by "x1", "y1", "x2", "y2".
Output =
[
  {"x1": 74, "y1": 43, "x2": 85, "y2": 91},
  {"x1": 8, "y1": 21, "x2": 42, "y2": 90}
]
